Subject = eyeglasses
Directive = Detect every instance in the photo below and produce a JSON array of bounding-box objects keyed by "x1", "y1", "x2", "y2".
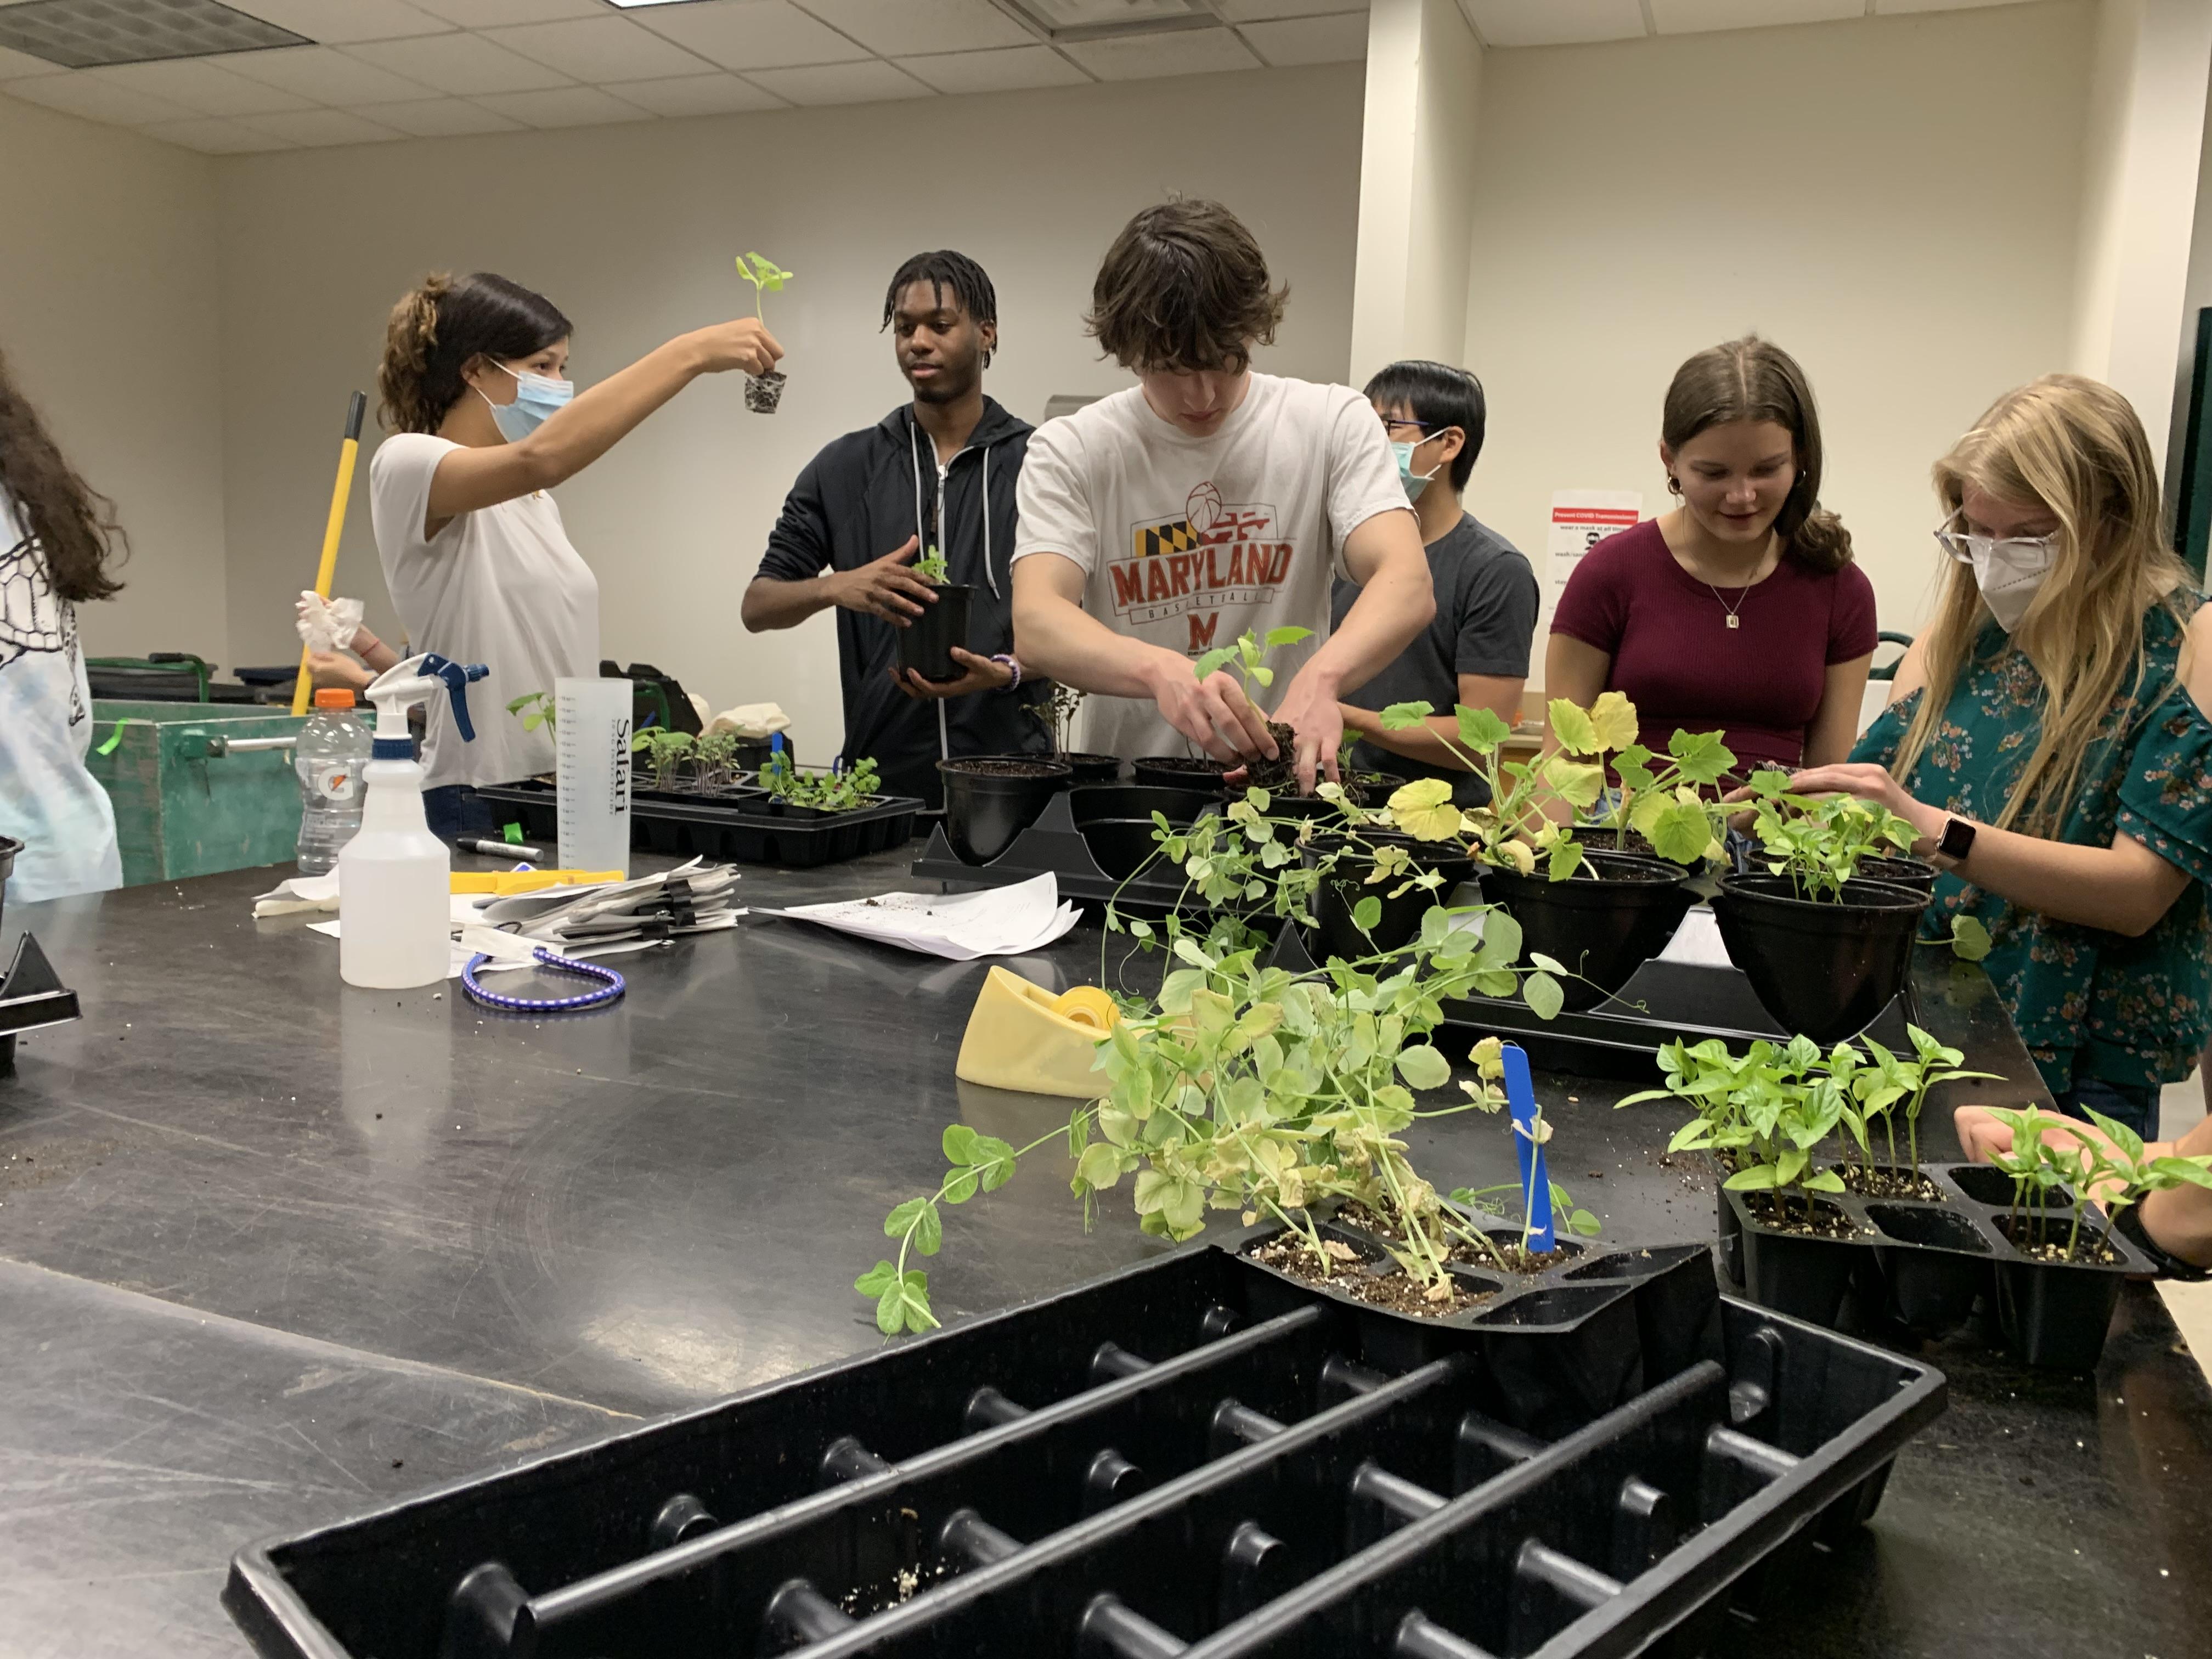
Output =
[{"x1": 1932, "y1": 511, "x2": 2061, "y2": 564}]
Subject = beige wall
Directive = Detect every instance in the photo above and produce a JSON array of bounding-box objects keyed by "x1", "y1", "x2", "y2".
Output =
[
  {"x1": 0, "y1": 94, "x2": 228, "y2": 664},
  {"x1": 213, "y1": 64, "x2": 1364, "y2": 761},
  {"x1": 1458, "y1": 1, "x2": 2095, "y2": 670}
]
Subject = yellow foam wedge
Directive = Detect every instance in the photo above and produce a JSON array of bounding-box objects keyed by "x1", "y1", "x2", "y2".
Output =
[{"x1": 956, "y1": 967, "x2": 1116, "y2": 1098}]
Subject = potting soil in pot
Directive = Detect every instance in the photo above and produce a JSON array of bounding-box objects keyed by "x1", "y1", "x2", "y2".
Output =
[
  {"x1": 744, "y1": 370, "x2": 786, "y2": 413},
  {"x1": 938, "y1": 757, "x2": 1072, "y2": 865}
]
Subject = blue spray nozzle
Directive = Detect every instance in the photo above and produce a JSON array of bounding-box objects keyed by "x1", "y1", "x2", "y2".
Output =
[
  {"x1": 418, "y1": 654, "x2": 491, "y2": 743},
  {"x1": 1500, "y1": 1042, "x2": 1554, "y2": 1252}
]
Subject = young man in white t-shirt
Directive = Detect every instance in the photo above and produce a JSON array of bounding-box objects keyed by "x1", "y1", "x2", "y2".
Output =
[{"x1": 1011, "y1": 200, "x2": 1434, "y2": 792}]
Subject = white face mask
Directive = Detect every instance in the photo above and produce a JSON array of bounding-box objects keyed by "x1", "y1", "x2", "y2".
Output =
[{"x1": 1934, "y1": 521, "x2": 2059, "y2": 633}]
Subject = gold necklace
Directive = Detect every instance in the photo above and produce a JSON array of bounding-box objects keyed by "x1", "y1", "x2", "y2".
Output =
[{"x1": 1706, "y1": 582, "x2": 1746, "y2": 630}]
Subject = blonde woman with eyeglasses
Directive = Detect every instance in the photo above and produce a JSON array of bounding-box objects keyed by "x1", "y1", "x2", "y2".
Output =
[{"x1": 1790, "y1": 375, "x2": 2212, "y2": 1137}]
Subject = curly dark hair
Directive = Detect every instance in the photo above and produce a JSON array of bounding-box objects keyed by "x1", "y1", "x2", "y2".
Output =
[
  {"x1": 1084, "y1": 199, "x2": 1288, "y2": 373},
  {"x1": 378, "y1": 271, "x2": 572, "y2": 435},
  {"x1": 0, "y1": 347, "x2": 125, "y2": 604}
]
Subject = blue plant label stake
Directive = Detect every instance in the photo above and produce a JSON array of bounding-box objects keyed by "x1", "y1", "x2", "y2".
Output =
[{"x1": 1502, "y1": 1042, "x2": 1553, "y2": 1252}]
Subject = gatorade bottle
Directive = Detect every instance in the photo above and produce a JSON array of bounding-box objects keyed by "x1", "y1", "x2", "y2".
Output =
[{"x1": 295, "y1": 687, "x2": 371, "y2": 874}]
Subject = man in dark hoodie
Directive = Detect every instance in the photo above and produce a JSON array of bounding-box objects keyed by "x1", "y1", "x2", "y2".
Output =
[{"x1": 742, "y1": 251, "x2": 1050, "y2": 805}]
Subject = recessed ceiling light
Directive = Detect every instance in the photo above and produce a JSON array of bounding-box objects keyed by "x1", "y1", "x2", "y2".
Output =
[
  {"x1": 0, "y1": 0, "x2": 306, "y2": 68},
  {"x1": 601, "y1": 1, "x2": 713, "y2": 8},
  {"x1": 992, "y1": 0, "x2": 1222, "y2": 42}
]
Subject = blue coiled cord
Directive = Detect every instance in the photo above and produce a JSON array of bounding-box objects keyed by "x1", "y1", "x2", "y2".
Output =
[{"x1": 461, "y1": 947, "x2": 626, "y2": 1013}]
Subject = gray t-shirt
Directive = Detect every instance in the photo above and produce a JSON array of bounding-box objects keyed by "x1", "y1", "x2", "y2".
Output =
[{"x1": 1330, "y1": 512, "x2": 1537, "y2": 803}]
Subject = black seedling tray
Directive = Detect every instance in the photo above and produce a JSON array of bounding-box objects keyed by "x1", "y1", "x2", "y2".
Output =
[
  {"x1": 910, "y1": 786, "x2": 1218, "y2": 914},
  {"x1": 1720, "y1": 1160, "x2": 2153, "y2": 1372},
  {"x1": 476, "y1": 782, "x2": 922, "y2": 870},
  {"x1": 225, "y1": 1243, "x2": 1945, "y2": 1659}
]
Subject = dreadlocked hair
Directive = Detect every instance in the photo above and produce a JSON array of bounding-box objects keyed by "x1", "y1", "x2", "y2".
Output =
[
  {"x1": 378, "y1": 271, "x2": 572, "y2": 435},
  {"x1": 0, "y1": 346, "x2": 126, "y2": 603},
  {"x1": 882, "y1": 250, "x2": 999, "y2": 364}
]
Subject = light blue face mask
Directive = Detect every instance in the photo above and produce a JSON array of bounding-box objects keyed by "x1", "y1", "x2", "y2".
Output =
[
  {"x1": 1390, "y1": 439, "x2": 1441, "y2": 502},
  {"x1": 480, "y1": 360, "x2": 572, "y2": 441}
]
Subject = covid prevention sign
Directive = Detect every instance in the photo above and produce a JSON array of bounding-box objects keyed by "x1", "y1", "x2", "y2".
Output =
[{"x1": 1547, "y1": 490, "x2": 1643, "y2": 600}]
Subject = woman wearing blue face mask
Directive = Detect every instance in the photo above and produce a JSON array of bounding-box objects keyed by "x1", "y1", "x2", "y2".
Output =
[
  {"x1": 369, "y1": 270, "x2": 781, "y2": 836},
  {"x1": 1793, "y1": 375, "x2": 2212, "y2": 1137}
]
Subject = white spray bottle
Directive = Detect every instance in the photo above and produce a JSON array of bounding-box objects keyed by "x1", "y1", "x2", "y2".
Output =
[{"x1": 340, "y1": 653, "x2": 489, "y2": 989}]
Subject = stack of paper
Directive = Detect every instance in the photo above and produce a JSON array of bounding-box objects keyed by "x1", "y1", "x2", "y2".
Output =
[{"x1": 762, "y1": 873, "x2": 1080, "y2": 962}]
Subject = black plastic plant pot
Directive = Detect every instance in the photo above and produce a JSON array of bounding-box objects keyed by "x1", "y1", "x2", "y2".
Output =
[
  {"x1": 938, "y1": 755, "x2": 1073, "y2": 865},
  {"x1": 1992, "y1": 1214, "x2": 2132, "y2": 1370},
  {"x1": 1858, "y1": 854, "x2": 1939, "y2": 894},
  {"x1": 894, "y1": 584, "x2": 975, "y2": 684},
  {"x1": 1867, "y1": 1203, "x2": 1990, "y2": 1334},
  {"x1": 1711, "y1": 873, "x2": 1931, "y2": 1043},
  {"x1": 1729, "y1": 1188, "x2": 1864, "y2": 1328},
  {"x1": 1310, "y1": 834, "x2": 1475, "y2": 962},
  {"x1": 1068, "y1": 785, "x2": 1203, "y2": 829},
  {"x1": 743, "y1": 370, "x2": 786, "y2": 413},
  {"x1": 1130, "y1": 755, "x2": 1229, "y2": 793},
  {"x1": 1082, "y1": 819, "x2": 1166, "y2": 882},
  {"x1": 1062, "y1": 752, "x2": 1123, "y2": 786},
  {"x1": 1480, "y1": 849, "x2": 1695, "y2": 1013}
]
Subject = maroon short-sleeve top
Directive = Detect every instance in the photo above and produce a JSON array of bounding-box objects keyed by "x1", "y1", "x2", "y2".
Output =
[{"x1": 1549, "y1": 518, "x2": 1878, "y2": 773}]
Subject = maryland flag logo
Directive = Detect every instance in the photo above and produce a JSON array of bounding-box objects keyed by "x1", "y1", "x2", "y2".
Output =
[{"x1": 1137, "y1": 520, "x2": 1201, "y2": 560}]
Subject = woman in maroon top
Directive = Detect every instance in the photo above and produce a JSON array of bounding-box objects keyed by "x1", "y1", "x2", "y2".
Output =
[{"x1": 1548, "y1": 337, "x2": 1876, "y2": 780}]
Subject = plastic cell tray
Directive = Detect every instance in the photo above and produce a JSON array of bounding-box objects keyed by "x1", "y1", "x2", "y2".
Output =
[
  {"x1": 1720, "y1": 1160, "x2": 2153, "y2": 1372},
  {"x1": 224, "y1": 1243, "x2": 1946, "y2": 1659},
  {"x1": 475, "y1": 783, "x2": 922, "y2": 870}
]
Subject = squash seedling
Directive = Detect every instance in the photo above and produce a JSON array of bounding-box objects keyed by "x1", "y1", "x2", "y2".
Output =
[
  {"x1": 506, "y1": 690, "x2": 556, "y2": 733},
  {"x1": 734, "y1": 249, "x2": 794, "y2": 413}
]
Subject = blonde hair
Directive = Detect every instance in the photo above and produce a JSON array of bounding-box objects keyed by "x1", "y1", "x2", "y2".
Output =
[{"x1": 1890, "y1": 374, "x2": 2195, "y2": 835}]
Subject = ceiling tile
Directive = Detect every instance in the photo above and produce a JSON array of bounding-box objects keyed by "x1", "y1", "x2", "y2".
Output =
[
  {"x1": 611, "y1": 71, "x2": 788, "y2": 115},
  {"x1": 224, "y1": 1, "x2": 456, "y2": 43},
  {"x1": 0, "y1": 43, "x2": 67, "y2": 80},
  {"x1": 208, "y1": 46, "x2": 437, "y2": 104},
  {"x1": 1459, "y1": 0, "x2": 1645, "y2": 47},
  {"x1": 1874, "y1": 0, "x2": 2032, "y2": 12},
  {"x1": 236, "y1": 108, "x2": 408, "y2": 145},
  {"x1": 481, "y1": 17, "x2": 712, "y2": 81},
  {"x1": 1649, "y1": 0, "x2": 1859, "y2": 33},
  {"x1": 471, "y1": 84, "x2": 657, "y2": 126},
  {"x1": 793, "y1": 0, "x2": 1034, "y2": 55},
  {"x1": 1060, "y1": 26, "x2": 1261, "y2": 79},
  {"x1": 744, "y1": 58, "x2": 933, "y2": 103},
  {"x1": 364, "y1": 95, "x2": 527, "y2": 134},
  {"x1": 348, "y1": 33, "x2": 576, "y2": 93},
  {"x1": 895, "y1": 43, "x2": 1089, "y2": 93},
  {"x1": 631, "y1": 1, "x2": 872, "y2": 71},
  {"x1": 3, "y1": 72, "x2": 195, "y2": 124},
  {"x1": 90, "y1": 59, "x2": 315, "y2": 117},
  {"x1": 1215, "y1": 0, "x2": 1366, "y2": 19},
  {"x1": 142, "y1": 115, "x2": 292, "y2": 151},
  {"x1": 1240, "y1": 12, "x2": 1364, "y2": 64},
  {"x1": 403, "y1": 0, "x2": 603, "y2": 24}
]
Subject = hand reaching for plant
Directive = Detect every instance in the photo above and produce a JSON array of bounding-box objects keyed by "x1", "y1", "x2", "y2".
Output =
[
  {"x1": 691, "y1": 317, "x2": 785, "y2": 378},
  {"x1": 831, "y1": 535, "x2": 938, "y2": 625},
  {"x1": 1148, "y1": 662, "x2": 1278, "y2": 765},
  {"x1": 1783, "y1": 762, "x2": 1940, "y2": 852},
  {"x1": 1263, "y1": 665, "x2": 1346, "y2": 794},
  {"x1": 889, "y1": 649, "x2": 1013, "y2": 701}
]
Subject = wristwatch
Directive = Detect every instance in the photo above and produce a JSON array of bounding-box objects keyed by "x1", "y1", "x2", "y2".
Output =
[{"x1": 1929, "y1": 815, "x2": 1977, "y2": 871}]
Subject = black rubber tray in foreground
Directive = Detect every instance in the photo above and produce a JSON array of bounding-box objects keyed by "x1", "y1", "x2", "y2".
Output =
[
  {"x1": 476, "y1": 781, "x2": 922, "y2": 870},
  {"x1": 225, "y1": 1243, "x2": 1945, "y2": 1659}
]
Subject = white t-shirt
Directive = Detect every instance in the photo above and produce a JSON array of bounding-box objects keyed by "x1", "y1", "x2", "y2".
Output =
[
  {"x1": 369, "y1": 433, "x2": 600, "y2": 790},
  {"x1": 0, "y1": 493, "x2": 121, "y2": 903},
  {"x1": 1011, "y1": 373, "x2": 1410, "y2": 759}
]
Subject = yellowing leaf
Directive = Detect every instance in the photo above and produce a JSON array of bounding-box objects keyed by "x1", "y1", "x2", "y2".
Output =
[
  {"x1": 1587, "y1": 691, "x2": 1638, "y2": 752},
  {"x1": 1548, "y1": 699, "x2": 1597, "y2": 757},
  {"x1": 1541, "y1": 757, "x2": 1606, "y2": 811},
  {"x1": 1387, "y1": 778, "x2": 1465, "y2": 842}
]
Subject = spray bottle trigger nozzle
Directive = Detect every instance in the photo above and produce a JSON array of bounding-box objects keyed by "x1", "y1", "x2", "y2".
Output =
[{"x1": 418, "y1": 654, "x2": 491, "y2": 744}]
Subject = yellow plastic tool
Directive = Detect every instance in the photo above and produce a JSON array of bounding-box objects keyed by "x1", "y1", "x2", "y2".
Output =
[
  {"x1": 955, "y1": 968, "x2": 1119, "y2": 1098},
  {"x1": 290, "y1": 391, "x2": 368, "y2": 716},
  {"x1": 450, "y1": 869, "x2": 625, "y2": 896}
]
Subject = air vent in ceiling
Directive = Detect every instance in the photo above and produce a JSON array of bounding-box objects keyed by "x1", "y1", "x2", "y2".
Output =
[
  {"x1": 0, "y1": 0, "x2": 307, "y2": 70},
  {"x1": 992, "y1": 0, "x2": 1221, "y2": 43}
]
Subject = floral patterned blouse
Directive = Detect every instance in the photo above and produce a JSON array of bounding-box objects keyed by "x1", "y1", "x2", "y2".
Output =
[{"x1": 1852, "y1": 601, "x2": 2212, "y2": 1096}]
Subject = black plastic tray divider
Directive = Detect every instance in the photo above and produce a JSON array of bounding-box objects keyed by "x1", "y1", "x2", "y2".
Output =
[{"x1": 908, "y1": 789, "x2": 1214, "y2": 913}]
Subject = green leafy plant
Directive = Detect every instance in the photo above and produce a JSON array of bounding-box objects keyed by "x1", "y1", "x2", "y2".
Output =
[
  {"x1": 1618, "y1": 1025, "x2": 2001, "y2": 1217},
  {"x1": 506, "y1": 690, "x2": 556, "y2": 733},
  {"x1": 763, "y1": 749, "x2": 881, "y2": 812},
  {"x1": 1027, "y1": 682, "x2": 1087, "y2": 757},
  {"x1": 734, "y1": 250, "x2": 793, "y2": 325},
  {"x1": 694, "y1": 729, "x2": 741, "y2": 787},
  {"x1": 913, "y1": 547, "x2": 949, "y2": 584},
  {"x1": 1983, "y1": 1106, "x2": 2212, "y2": 1262},
  {"x1": 630, "y1": 726, "x2": 694, "y2": 790},
  {"x1": 1193, "y1": 625, "x2": 1313, "y2": 699},
  {"x1": 1740, "y1": 770, "x2": 1920, "y2": 901}
]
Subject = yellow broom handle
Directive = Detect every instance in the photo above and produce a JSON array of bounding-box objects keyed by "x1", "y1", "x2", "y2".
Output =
[{"x1": 291, "y1": 390, "x2": 369, "y2": 716}]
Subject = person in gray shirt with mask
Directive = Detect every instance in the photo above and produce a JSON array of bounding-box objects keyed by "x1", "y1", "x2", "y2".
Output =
[{"x1": 1331, "y1": 360, "x2": 1538, "y2": 805}]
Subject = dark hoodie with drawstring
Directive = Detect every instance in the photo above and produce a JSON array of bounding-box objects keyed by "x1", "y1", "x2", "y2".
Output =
[{"x1": 755, "y1": 397, "x2": 1052, "y2": 806}]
